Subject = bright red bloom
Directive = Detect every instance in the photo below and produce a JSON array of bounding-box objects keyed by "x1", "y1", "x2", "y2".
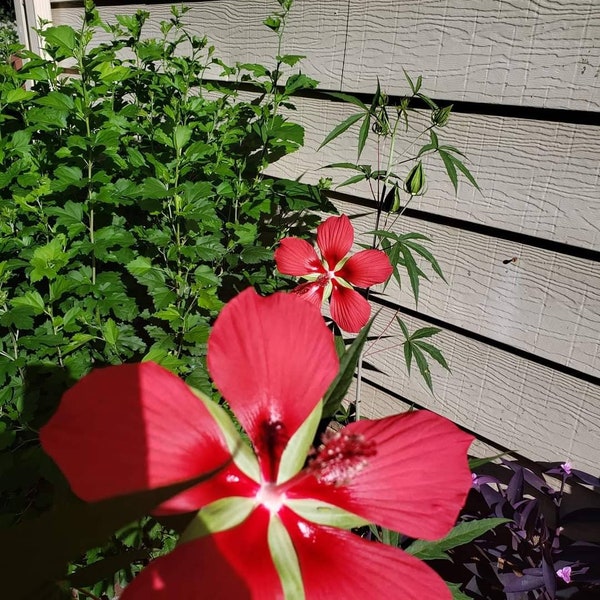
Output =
[
  {"x1": 40, "y1": 288, "x2": 473, "y2": 599},
  {"x1": 275, "y1": 214, "x2": 393, "y2": 332}
]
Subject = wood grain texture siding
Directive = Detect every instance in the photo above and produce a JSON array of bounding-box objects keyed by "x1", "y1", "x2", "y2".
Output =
[
  {"x1": 354, "y1": 303, "x2": 600, "y2": 472},
  {"x1": 344, "y1": 0, "x2": 600, "y2": 111},
  {"x1": 328, "y1": 198, "x2": 600, "y2": 377},
  {"x1": 51, "y1": 0, "x2": 600, "y2": 110},
  {"x1": 265, "y1": 96, "x2": 600, "y2": 250},
  {"x1": 50, "y1": 0, "x2": 348, "y2": 87}
]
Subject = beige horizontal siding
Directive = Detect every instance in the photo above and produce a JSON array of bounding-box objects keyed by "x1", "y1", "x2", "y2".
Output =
[
  {"x1": 330, "y1": 198, "x2": 600, "y2": 378},
  {"x1": 50, "y1": 0, "x2": 347, "y2": 87},
  {"x1": 266, "y1": 96, "x2": 600, "y2": 250},
  {"x1": 354, "y1": 303, "x2": 599, "y2": 472},
  {"x1": 344, "y1": 0, "x2": 600, "y2": 111},
  {"x1": 51, "y1": 0, "x2": 600, "y2": 110}
]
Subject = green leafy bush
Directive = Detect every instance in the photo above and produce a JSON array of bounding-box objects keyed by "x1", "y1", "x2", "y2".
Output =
[{"x1": 0, "y1": 0, "x2": 332, "y2": 527}]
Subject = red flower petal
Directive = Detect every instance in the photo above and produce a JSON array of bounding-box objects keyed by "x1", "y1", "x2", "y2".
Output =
[
  {"x1": 40, "y1": 362, "x2": 233, "y2": 508},
  {"x1": 123, "y1": 508, "x2": 282, "y2": 599},
  {"x1": 329, "y1": 285, "x2": 371, "y2": 332},
  {"x1": 275, "y1": 237, "x2": 323, "y2": 276},
  {"x1": 208, "y1": 289, "x2": 338, "y2": 481},
  {"x1": 292, "y1": 281, "x2": 325, "y2": 307},
  {"x1": 316, "y1": 215, "x2": 354, "y2": 269},
  {"x1": 336, "y1": 249, "x2": 393, "y2": 287},
  {"x1": 152, "y1": 464, "x2": 259, "y2": 516},
  {"x1": 120, "y1": 536, "x2": 253, "y2": 600},
  {"x1": 289, "y1": 411, "x2": 473, "y2": 540},
  {"x1": 281, "y1": 509, "x2": 452, "y2": 600}
]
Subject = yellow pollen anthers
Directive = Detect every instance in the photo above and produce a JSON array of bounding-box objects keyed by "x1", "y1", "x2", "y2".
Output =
[{"x1": 308, "y1": 431, "x2": 377, "y2": 486}]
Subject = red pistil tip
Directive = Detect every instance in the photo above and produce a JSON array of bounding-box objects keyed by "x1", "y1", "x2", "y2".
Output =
[{"x1": 308, "y1": 430, "x2": 376, "y2": 486}]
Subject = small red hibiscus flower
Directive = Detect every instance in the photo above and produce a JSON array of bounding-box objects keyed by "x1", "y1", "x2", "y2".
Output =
[
  {"x1": 40, "y1": 288, "x2": 473, "y2": 599},
  {"x1": 275, "y1": 214, "x2": 393, "y2": 332}
]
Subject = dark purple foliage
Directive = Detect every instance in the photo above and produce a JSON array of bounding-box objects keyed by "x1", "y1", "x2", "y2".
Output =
[{"x1": 438, "y1": 460, "x2": 600, "y2": 599}]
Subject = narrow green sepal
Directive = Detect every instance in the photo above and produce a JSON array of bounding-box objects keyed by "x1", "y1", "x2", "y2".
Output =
[
  {"x1": 268, "y1": 514, "x2": 305, "y2": 600},
  {"x1": 277, "y1": 400, "x2": 322, "y2": 484},
  {"x1": 179, "y1": 496, "x2": 256, "y2": 545},
  {"x1": 191, "y1": 387, "x2": 260, "y2": 482},
  {"x1": 285, "y1": 498, "x2": 369, "y2": 529}
]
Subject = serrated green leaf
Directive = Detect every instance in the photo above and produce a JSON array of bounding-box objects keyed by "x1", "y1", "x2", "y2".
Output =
[
  {"x1": 403, "y1": 69, "x2": 415, "y2": 93},
  {"x1": 102, "y1": 319, "x2": 119, "y2": 346},
  {"x1": 406, "y1": 518, "x2": 510, "y2": 560},
  {"x1": 263, "y1": 15, "x2": 281, "y2": 31},
  {"x1": 41, "y1": 25, "x2": 78, "y2": 58},
  {"x1": 12, "y1": 291, "x2": 46, "y2": 315},
  {"x1": 6, "y1": 88, "x2": 36, "y2": 104},
  {"x1": 403, "y1": 240, "x2": 446, "y2": 282},
  {"x1": 324, "y1": 162, "x2": 365, "y2": 172},
  {"x1": 403, "y1": 337, "x2": 413, "y2": 374},
  {"x1": 277, "y1": 54, "x2": 305, "y2": 67},
  {"x1": 396, "y1": 317, "x2": 410, "y2": 340},
  {"x1": 174, "y1": 125, "x2": 192, "y2": 151}
]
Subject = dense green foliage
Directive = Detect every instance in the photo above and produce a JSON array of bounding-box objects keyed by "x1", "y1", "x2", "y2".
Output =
[
  {"x1": 0, "y1": 0, "x2": 479, "y2": 595},
  {"x1": 0, "y1": 2, "x2": 332, "y2": 593}
]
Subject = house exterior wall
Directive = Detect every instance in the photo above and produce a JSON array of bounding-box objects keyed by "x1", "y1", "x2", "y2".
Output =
[{"x1": 18, "y1": 0, "x2": 600, "y2": 471}]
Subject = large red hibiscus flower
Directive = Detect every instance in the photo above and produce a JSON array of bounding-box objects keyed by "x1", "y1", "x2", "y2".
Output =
[
  {"x1": 40, "y1": 288, "x2": 473, "y2": 599},
  {"x1": 275, "y1": 214, "x2": 393, "y2": 332}
]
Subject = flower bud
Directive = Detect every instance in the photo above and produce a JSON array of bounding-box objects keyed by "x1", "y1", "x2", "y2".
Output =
[
  {"x1": 432, "y1": 105, "x2": 452, "y2": 127},
  {"x1": 404, "y1": 161, "x2": 425, "y2": 195}
]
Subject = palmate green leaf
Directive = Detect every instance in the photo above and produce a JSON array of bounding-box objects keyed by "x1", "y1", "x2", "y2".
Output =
[
  {"x1": 439, "y1": 149, "x2": 458, "y2": 191},
  {"x1": 452, "y1": 155, "x2": 481, "y2": 191},
  {"x1": 414, "y1": 340, "x2": 450, "y2": 371},
  {"x1": 399, "y1": 242, "x2": 423, "y2": 305},
  {"x1": 324, "y1": 91, "x2": 368, "y2": 111},
  {"x1": 0, "y1": 464, "x2": 232, "y2": 600},
  {"x1": 357, "y1": 113, "x2": 371, "y2": 159},
  {"x1": 324, "y1": 162, "x2": 365, "y2": 172},
  {"x1": 412, "y1": 346, "x2": 433, "y2": 391},
  {"x1": 322, "y1": 314, "x2": 375, "y2": 417},
  {"x1": 398, "y1": 319, "x2": 449, "y2": 391},
  {"x1": 337, "y1": 173, "x2": 367, "y2": 188},
  {"x1": 406, "y1": 518, "x2": 510, "y2": 561},
  {"x1": 318, "y1": 112, "x2": 364, "y2": 150},
  {"x1": 403, "y1": 239, "x2": 446, "y2": 282}
]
